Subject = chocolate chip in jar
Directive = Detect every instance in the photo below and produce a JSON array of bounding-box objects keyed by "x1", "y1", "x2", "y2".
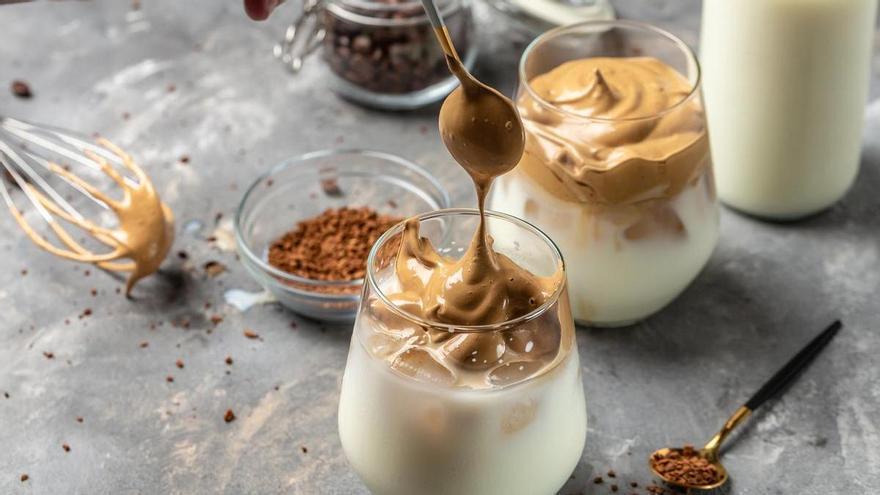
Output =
[{"x1": 317, "y1": 0, "x2": 474, "y2": 104}]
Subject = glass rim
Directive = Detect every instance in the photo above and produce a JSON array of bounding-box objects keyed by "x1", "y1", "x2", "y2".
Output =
[
  {"x1": 365, "y1": 208, "x2": 567, "y2": 333},
  {"x1": 326, "y1": 0, "x2": 465, "y2": 27},
  {"x1": 234, "y1": 148, "x2": 451, "y2": 289},
  {"x1": 518, "y1": 19, "x2": 702, "y2": 123}
]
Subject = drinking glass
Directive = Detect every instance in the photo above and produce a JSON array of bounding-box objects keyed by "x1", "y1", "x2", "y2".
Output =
[
  {"x1": 338, "y1": 209, "x2": 586, "y2": 495},
  {"x1": 489, "y1": 20, "x2": 720, "y2": 327}
]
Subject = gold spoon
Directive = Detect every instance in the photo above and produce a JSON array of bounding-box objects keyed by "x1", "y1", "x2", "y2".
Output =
[
  {"x1": 419, "y1": 0, "x2": 525, "y2": 194},
  {"x1": 650, "y1": 320, "x2": 842, "y2": 490}
]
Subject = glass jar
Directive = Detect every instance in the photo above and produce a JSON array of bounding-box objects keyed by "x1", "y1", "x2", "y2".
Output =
[
  {"x1": 489, "y1": 21, "x2": 720, "y2": 327},
  {"x1": 277, "y1": 0, "x2": 475, "y2": 110},
  {"x1": 338, "y1": 209, "x2": 586, "y2": 495}
]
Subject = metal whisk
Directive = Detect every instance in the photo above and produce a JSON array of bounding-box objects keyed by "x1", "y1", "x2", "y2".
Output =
[{"x1": 0, "y1": 117, "x2": 174, "y2": 295}]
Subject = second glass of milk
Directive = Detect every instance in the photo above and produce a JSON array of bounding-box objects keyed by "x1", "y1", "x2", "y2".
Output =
[{"x1": 701, "y1": 0, "x2": 878, "y2": 219}]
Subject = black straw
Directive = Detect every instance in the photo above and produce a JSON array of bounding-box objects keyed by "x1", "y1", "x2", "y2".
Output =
[{"x1": 744, "y1": 320, "x2": 842, "y2": 411}]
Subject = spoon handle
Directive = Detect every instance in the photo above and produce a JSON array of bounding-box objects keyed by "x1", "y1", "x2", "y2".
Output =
[
  {"x1": 419, "y1": 0, "x2": 460, "y2": 60},
  {"x1": 744, "y1": 319, "x2": 841, "y2": 410},
  {"x1": 704, "y1": 320, "x2": 841, "y2": 455}
]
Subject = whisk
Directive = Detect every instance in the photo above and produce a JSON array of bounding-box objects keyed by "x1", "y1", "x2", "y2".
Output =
[{"x1": 0, "y1": 117, "x2": 174, "y2": 295}]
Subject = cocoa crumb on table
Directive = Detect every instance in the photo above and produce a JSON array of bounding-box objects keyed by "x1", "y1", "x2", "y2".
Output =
[
  {"x1": 210, "y1": 315, "x2": 224, "y2": 325},
  {"x1": 11, "y1": 80, "x2": 32, "y2": 98},
  {"x1": 76, "y1": 416, "x2": 83, "y2": 423},
  {"x1": 43, "y1": 351, "x2": 54, "y2": 359},
  {"x1": 593, "y1": 476, "x2": 603, "y2": 484},
  {"x1": 176, "y1": 359, "x2": 184, "y2": 369},
  {"x1": 166, "y1": 375, "x2": 174, "y2": 383},
  {"x1": 139, "y1": 341, "x2": 149, "y2": 348},
  {"x1": 62, "y1": 443, "x2": 70, "y2": 453},
  {"x1": 20, "y1": 474, "x2": 28, "y2": 482},
  {"x1": 224, "y1": 409, "x2": 236, "y2": 423},
  {"x1": 243, "y1": 329, "x2": 259, "y2": 339},
  {"x1": 225, "y1": 356, "x2": 233, "y2": 365},
  {"x1": 300, "y1": 446, "x2": 308, "y2": 454}
]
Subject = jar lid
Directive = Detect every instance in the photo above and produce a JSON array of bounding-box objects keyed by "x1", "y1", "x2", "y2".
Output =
[
  {"x1": 327, "y1": 0, "x2": 465, "y2": 26},
  {"x1": 486, "y1": 0, "x2": 615, "y2": 36}
]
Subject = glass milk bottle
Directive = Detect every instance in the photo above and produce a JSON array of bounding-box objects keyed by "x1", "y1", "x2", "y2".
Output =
[{"x1": 701, "y1": 0, "x2": 878, "y2": 219}]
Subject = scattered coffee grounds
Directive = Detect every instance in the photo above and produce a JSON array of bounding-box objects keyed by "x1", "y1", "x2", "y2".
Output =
[
  {"x1": 139, "y1": 341, "x2": 149, "y2": 348},
  {"x1": 593, "y1": 476, "x2": 603, "y2": 484},
  {"x1": 43, "y1": 351, "x2": 54, "y2": 359},
  {"x1": 611, "y1": 484, "x2": 618, "y2": 492},
  {"x1": 166, "y1": 375, "x2": 174, "y2": 383},
  {"x1": 179, "y1": 155, "x2": 188, "y2": 163},
  {"x1": 300, "y1": 446, "x2": 308, "y2": 454},
  {"x1": 651, "y1": 446, "x2": 721, "y2": 487},
  {"x1": 11, "y1": 80, "x2": 32, "y2": 98},
  {"x1": 91, "y1": 289, "x2": 97, "y2": 296},
  {"x1": 176, "y1": 359, "x2": 184, "y2": 369},
  {"x1": 177, "y1": 250, "x2": 189, "y2": 260},
  {"x1": 608, "y1": 470, "x2": 617, "y2": 478},
  {"x1": 76, "y1": 416, "x2": 84, "y2": 423},
  {"x1": 243, "y1": 329, "x2": 259, "y2": 339},
  {"x1": 225, "y1": 356, "x2": 233, "y2": 365},
  {"x1": 20, "y1": 474, "x2": 28, "y2": 482},
  {"x1": 167, "y1": 84, "x2": 177, "y2": 93},
  {"x1": 62, "y1": 443, "x2": 70, "y2": 453},
  {"x1": 322, "y1": 0, "x2": 472, "y2": 95},
  {"x1": 3, "y1": 392, "x2": 9, "y2": 399},
  {"x1": 267, "y1": 207, "x2": 401, "y2": 294},
  {"x1": 224, "y1": 409, "x2": 236, "y2": 423},
  {"x1": 204, "y1": 261, "x2": 226, "y2": 277}
]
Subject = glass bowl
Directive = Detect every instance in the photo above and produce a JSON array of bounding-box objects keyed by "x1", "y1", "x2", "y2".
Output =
[{"x1": 234, "y1": 149, "x2": 450, "y2": 322}]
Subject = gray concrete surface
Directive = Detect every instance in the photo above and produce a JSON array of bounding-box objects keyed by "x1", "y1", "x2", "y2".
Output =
[{"x1": 1, "y1": 1, "x2": 878, "y2": 494}]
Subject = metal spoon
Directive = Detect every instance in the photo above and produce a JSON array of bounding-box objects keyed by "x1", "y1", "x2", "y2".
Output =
[
  {"x1": 419, "y1": 0, "x2": 525, "y2": 190},
  {"x1": 649, "y1": 320, "x2": 842, "y2": 490}
]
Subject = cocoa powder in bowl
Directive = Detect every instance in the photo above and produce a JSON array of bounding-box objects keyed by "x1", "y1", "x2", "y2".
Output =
[{"x1": 267, "y1": 206, "x2": 401, "y2": 294}]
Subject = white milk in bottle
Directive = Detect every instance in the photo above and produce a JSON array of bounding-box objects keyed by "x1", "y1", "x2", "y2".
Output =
[{"x1": 701, "y1": 0, "x2": 878, "y2": 219}]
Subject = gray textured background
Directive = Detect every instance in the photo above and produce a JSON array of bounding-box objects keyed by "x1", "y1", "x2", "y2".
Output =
[{"x1": 1, "y1": 1, "x2": 878, "y2": 494}]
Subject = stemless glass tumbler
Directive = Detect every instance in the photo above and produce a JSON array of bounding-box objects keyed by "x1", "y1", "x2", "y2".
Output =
[
  {"x1": 489, "y1": 21, "x2": 720, "y2": 327},
  {"x1": 338, "y1": 209, "x2": 587, "y2": 495}
]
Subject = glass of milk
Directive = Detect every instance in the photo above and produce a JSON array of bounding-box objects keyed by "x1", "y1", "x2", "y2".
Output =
[
  {"x1": 701, "y1": 0, "x2": 879, "y2": 219},
  {"x1": 489, "y1": 21, "x2": 720, "y2": 327},
  {"x1": 338, "y1": 209, "x2": 587, "y2": 495}
]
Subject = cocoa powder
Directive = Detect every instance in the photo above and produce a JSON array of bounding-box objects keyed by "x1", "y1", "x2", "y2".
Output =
[
  {"x1": 267, "y1": 207, "x2": 400, "y2": 293},
  {"x1": 650, "y1": 445, "x2": 721, "y2": 487}
]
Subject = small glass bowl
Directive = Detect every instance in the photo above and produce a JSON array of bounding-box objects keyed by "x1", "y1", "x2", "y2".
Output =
[{"x1": 234, "y1": 149, "x2": 450, "y2": 322}]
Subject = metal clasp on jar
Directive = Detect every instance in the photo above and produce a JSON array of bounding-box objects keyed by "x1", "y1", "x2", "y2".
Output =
[{"x1": 274, "y1": 0, "x2": 326, "y2": 73}]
